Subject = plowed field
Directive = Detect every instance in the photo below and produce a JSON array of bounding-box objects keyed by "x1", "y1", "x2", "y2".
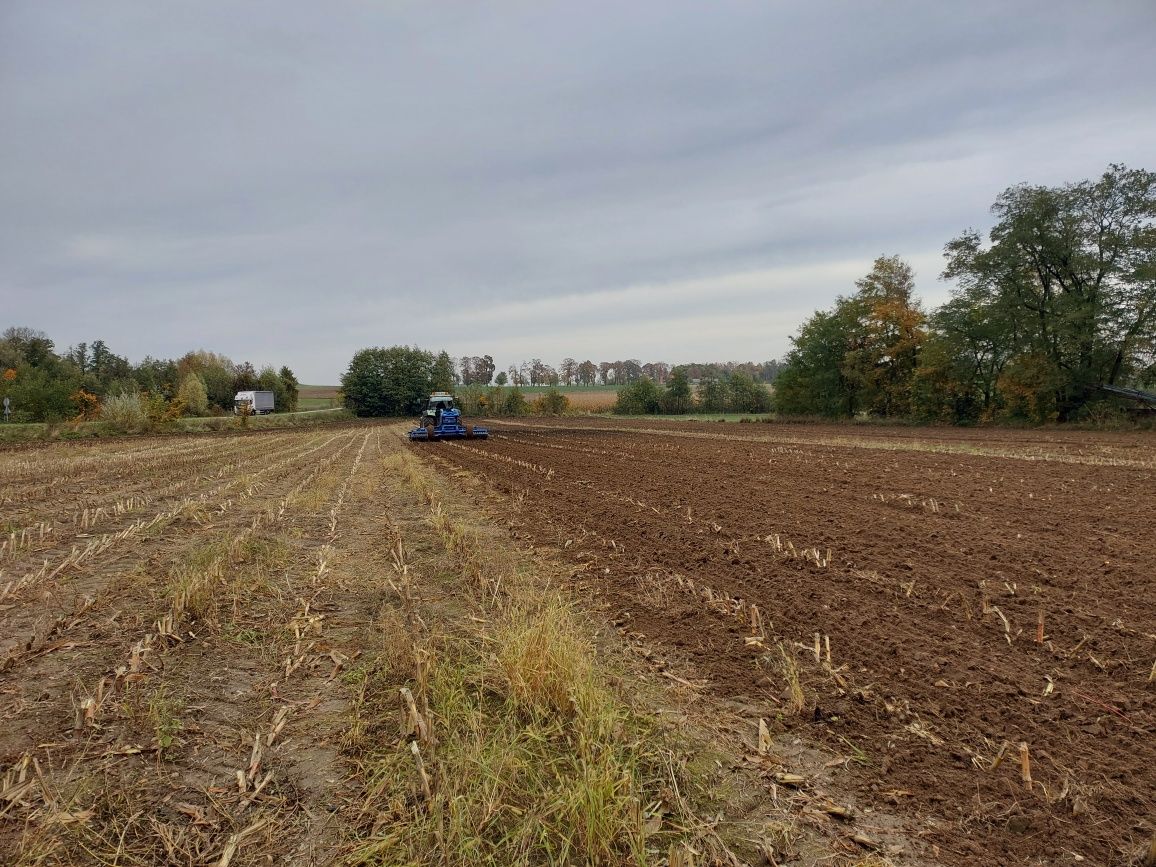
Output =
[{"x1": 425, "y1": 418, "x2": 1156, "y2": 866}]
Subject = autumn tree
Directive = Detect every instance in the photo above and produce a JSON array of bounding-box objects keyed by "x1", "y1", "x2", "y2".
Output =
[
  {"x1": 775, "y1": 256, "x2": 925, "y2": 417},
  {"x1": 232, "y1": 362, "x2": 258, "y2": 393},
  {"x1": 459, "y1": 355, "x2": 496, "y2": 385},
  {"x1": 941, "y1": 164, "x2": 1156, "y2": 419},
  {"x1": 577, "y1": 360, "x2": 597, "y2": 385},
  {"x1": 177, "y1": 373, "x2": 209, "y2": 416},
  {"x1": 664, "y1": 368, "x2": 692, "y2": 413},
  {"x1": 843, "y1": 255, "x2": 927, "y2": 417}
]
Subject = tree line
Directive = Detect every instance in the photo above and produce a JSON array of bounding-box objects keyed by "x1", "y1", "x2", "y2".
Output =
[
  {"x1": 341, "y1": 344, "x2": 781, "y2": 418},
  {"x1": 776, "y1": 164, "x2": 1155, "y2": 424},
  {"x1": 0, "y1": 327, "x2": 299, "y2": 423},
  {"x1": 453, "y1": 355, "x2": 779, "y2": 387},
  {"x1": 614, "y1": 366, "x2": 772, "y2": 415}
]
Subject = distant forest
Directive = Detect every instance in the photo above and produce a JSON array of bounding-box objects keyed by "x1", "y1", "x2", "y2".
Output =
[{"x1": 455, "y1": 356, "x2": 781, "y2": 387}]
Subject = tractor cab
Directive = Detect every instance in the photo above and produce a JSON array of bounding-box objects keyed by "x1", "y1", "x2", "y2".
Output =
[{"x1": 420, "y1": 392, "x2": 457, "y2": 426}]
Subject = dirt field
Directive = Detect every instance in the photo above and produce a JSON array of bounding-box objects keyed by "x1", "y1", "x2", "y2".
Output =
[
  {"x1": 2, "y1": 419, "x2": 1153, "y2": 865},
  {"x1": 423, "y1": 418, "x2": 1156, "y2": 866}
]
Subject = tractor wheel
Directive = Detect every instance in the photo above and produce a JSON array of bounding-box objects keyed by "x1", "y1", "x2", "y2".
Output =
[
  {"x1": 465, "y1": 424, "x2": 474, "y2": 439},
  {"x1": 425, "y1": 425, "x2": 435, "y2": 440}
]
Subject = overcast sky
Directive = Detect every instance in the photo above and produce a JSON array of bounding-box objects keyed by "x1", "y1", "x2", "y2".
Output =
[{"x1": 2, "y1": 2, "x2": 1154, "y2": 383}]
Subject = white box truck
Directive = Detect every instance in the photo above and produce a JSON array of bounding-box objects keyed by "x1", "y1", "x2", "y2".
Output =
[{"x1": 234, "y1": 390, "x2": 275, "y2": 415}]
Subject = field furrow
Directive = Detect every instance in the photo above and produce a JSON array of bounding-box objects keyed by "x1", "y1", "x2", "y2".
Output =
[{"x1": 428, "y1": 420, "x2": 1156, "y2": 866}]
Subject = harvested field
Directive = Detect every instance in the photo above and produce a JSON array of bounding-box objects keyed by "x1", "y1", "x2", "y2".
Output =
[
  {"x1": 0, "y1": 425, "x2": 387, "y2": 863},
  {"x1": 1, "y1": 423, "x2": 791, "y2": 866},
  {"x1": 424, "y1": 417, "x2": 1156, "y2": 866}
]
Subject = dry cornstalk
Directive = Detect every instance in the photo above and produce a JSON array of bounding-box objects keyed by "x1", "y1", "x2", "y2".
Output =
[
  {"x1": 813, "y1": 632, "x2": 821, "y2": 663},
  {"x1": 409, "y1": 740, "x2": 432, "y2": 801},
  {"x1": 237, "y1": 771, "x2": 273, "y2": 812},
  {"x1": 991, "y1": 605, "x2": 1012, "y2": 644},
  {"x1": 772, "y1": 771, "x2": 806, "y2": 786},
  {"x1": 758, "y1": 718, "x2": 771, "y2": 754},
  {"x1": 669, "y1": 843, "x2": 696, "y2": 867},
  {"x1": 1148, "y1": 659, "x2": 1155, "y2": 684},
  {"x1": 819, "y1": 801, "x2": 852, "y2": 820},
  {"x1": 1036, "y1": 610, "x2": 1045, "y2": 644},
  {"x1": 247, "y1": 734, "x2": 264, "y2": 780},
  {"x1": 1019, "y1": 742, "x2": 1032, "y2": 790},
  {"x1": 266, "y1": 706, "x2": 289, "y2": 746},
  {"x1": 216, "y1": 814, "x2": 272, "y2": 867},
  {"x1": 400, "y1": 687, "x2": 431, "y2": 745},
  {"x1": 1141, "y1": 836, "x2": 1156, "y2": 867},
  {"x1": 989, "y1": 739, "x2": 1011, "y2": 772}
]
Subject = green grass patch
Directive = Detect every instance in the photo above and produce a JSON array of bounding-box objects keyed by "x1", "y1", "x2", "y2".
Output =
[{"x1": 347, "y1": 599, "x2": 660, "y2": 866}]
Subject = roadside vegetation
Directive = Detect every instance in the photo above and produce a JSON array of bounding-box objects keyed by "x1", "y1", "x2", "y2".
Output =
[
  {"x1": 0, "y1": 328, "x2": 301, "y2": 426},
  {"x1": 0, "y1": 406, "x2": 351, "y2": 443}
]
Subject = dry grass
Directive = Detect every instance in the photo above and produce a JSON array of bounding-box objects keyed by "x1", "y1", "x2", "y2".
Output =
[
  {"x1": 776, "y1": 643, "x2": 807, "y2": 715},
  {"x1": 564, "y1": 390, "x2": 617, "y2": 413},
  {"x1": 342, "y1": 442, "x2": 737, "y2": 866}
]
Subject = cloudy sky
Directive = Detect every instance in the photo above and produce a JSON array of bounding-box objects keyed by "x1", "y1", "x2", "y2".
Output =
[{"x1": 2, "y1": 2, "x2": 1154, "y2": 383}]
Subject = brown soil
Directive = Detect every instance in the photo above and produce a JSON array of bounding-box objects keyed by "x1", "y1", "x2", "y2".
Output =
[{"x1": 424, "y1": 418, "x2": 1156, "y2": 866}]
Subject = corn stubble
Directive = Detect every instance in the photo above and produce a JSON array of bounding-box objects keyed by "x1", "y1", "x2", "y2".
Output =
[{"x1": 345, "y1": 449, "x2": 726, "y2": 866}]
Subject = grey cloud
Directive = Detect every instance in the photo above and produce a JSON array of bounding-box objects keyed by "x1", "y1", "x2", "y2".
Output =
[{"x1": 2, "y1": 1, "x2": 1154, "y2": 380}]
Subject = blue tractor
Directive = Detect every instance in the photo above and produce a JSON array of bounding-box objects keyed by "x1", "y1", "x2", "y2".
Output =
[{"x1": 408, "y1": 392, "x2": 489, "y2": 441}]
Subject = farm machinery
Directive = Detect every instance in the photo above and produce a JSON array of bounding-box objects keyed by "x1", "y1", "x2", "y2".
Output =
[
  {"x1": 408, "y1": 392, "x2": 489, "y2": 441},
  {"x1": 1096, "y1": 383, "x2": 1156, "y2": 415}
]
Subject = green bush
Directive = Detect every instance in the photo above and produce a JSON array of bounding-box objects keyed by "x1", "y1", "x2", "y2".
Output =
[
  {"x1": 101, "y1": 392, "x2": 148, "y2": 433},
  {"x1": 177, "y1": 374, "x2": 209, "y2": 416},
  {"x1": 533, "y1": 387, "x2": 570, "y2": 416},
  {"x1": 502, "y1": 388, "x2": 529, "y2": 416},
  {"x1": 727, "y1": 371, "x2": 771, "y2": 413},
  {"x1": 614, "y1": 378, "x2": 662, "y2": 414}
]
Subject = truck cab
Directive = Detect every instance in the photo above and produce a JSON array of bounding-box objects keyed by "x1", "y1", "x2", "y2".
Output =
[{"x1": 234, "y1": 390, "x2": 275, "y2": 415}]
